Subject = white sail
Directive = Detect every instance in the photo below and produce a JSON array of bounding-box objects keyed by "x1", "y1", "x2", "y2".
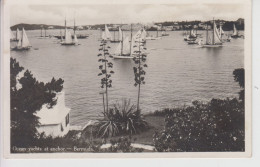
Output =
[
  {"x1": 213, "y1": 22, "x2": 222, "y2": 44},
  {"x1": 233, "y1": 24, "x2": 238, "y2": 36},
  {"x1": 123, "y1": 36, "x2": 131, "y2": 55},
  {"x1": 118, "y1": 27, "x2": 122, "y2": 41},
  {"x1": 105, "y1": 25, "x2": 112, "y2": 40},
  {"x1": 64, "y1": 29, "x2": 73, "y2": 43},
  {"x1": 10, "y1": 29, "x2": 15, "y2": 40},
  {"x1": 16, "y1": 38, "x2": 22, "y2": 48},
  {"x1": 219, "y1": 25, "x2": 224, "y2": 35},
  {"x1": 73, "y1": 34, "x2": 78, "y2": 44},
  {"x1": 191, "y1": 29, "x2": 196, "y2": 37},
  {"x1": 16, "y1": 28, "x2": 21, "y2": 40},
  {"x1": 114, "y1": 41, "x2": 122, "y2": 55},
  {"x1": 133, "y1": 30, "x2": 142, "y2": 42},
  {"x1": 141, "y1": 28, "x2": 146, "y2": 41},
  {"x1": 21, "y1": 28, "x2": 31, "y2": 47}
]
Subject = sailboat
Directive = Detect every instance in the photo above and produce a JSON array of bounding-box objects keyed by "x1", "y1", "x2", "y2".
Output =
[
  {"x1": 110, "y1": 27, "x2": 122, "y2": 43},
  {"x1": 60, "y1": 18, "x2": 78, "y2": 45},
  {"x1": 39, "y1": 27, "x2": 49, "y2": 39},
  {"x1": 10, "y1": 29, "x2": 16, "y2": 41},
  {"x1": 231, "y1": 24, "x2": 240, "y2": 38},
  {"x1": 113, "y1": 25, "x2": 134, "y2": 59},
  {"x1": 218, "y1": 25, "x2": 224, "y2": 40},
  {"x1": 199, "y1": 19, "x2": 223, "y2": 48},
  {"x1": 12, "y1": 28, "x2": 31, "y2": 50},
  {"x1": 161, "y1": 30, "x2": 169, "y2": 36},
  {"x1": 12, "y1": 28, "x2": 21, "y2": 42},
  {"x1": 102, "y1": 24, "x2": 112, "y2": 41}
]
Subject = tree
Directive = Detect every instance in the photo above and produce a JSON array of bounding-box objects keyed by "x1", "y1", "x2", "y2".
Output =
[
  {"x1": 97, "y1": 39, "x2": 114, "y2": 114},
  {"x1": 132, "y1": 30, "x2": 148, "y2": 111},
  {"x1": 10, "y1": 58, "x2": 64, "y2": 147}
]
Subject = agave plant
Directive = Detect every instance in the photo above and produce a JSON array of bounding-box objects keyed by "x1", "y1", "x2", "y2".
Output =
[
  {"x1": 98, "y1": 99, "x2": 148, "y2": 138},
  {"x1": 97, "y1": 108, "x2": 120, "y2": 138}
]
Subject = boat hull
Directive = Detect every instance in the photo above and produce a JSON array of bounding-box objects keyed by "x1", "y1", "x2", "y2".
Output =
[
  {"x1": 113, "y1": 54, "x2": 134, "y2": 59},
  {"x1": 12, "y1": 46, "x2": 31, "y2": 51},
  {"x1": 60, "y1": 42, "x2": 77, "y2": 45},
  {"x1": 200, "y1": 44, "x2": 223, "y2": 48},
  {"x1": 110, "y1": 40, "x2": 121, "y2": 43}
]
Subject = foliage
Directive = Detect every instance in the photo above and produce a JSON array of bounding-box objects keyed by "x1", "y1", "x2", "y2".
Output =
[
  {"x1": 97, "y1": 39, "x2": 114, "y2": 113},
  {"x1": 103, "y1": 137, "x2": 143, "y2": 152},
  {"x1": 153, "y1": 69, "x2": 245, "y2": 152},
  {"x1": 10, "y1": 58, "x2": 64, "y2": 148},
  {"x1": 132, "y1": 32, "x2": 148, "y2": 110},
  {"x1": 153, "y1": 98, "x2": 244, "y2": 152},
  {"x1": 233, "y1": 68, "x2": 245, "y2": 102},
  {"x1": 97, "y1": 99, "x2": 148, "y2": 138}
]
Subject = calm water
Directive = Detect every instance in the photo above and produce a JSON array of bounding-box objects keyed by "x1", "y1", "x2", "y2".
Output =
[{"x1": 11, "y1": 30, "x2": 244, "y2": 126}]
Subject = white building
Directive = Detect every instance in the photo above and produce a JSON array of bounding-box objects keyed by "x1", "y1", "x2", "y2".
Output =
[{"x1": 36, "y1": 92, "x2": 70, "y2": 137}]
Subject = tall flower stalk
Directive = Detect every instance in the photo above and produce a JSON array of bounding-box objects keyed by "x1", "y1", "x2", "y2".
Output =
[
  {"x1": 133, "y1": 31, "x2": 147, "y2": 111},
  {"x1": 98, "y1": 40, "x2": 114, "y2": 114}
]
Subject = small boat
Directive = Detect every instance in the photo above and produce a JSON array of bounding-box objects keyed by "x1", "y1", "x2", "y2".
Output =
[
  {"x1": 226, "y1": 35, "x2": 231, "y2": 42},
  {"x1": 231, "y1": 24, "x2": 240, "y2": 38},
  {"x1": 199, "y1": 19, "x2": 223, "y2": 48},
  {"x1": 161, "y1": 30, "x2": 169, "y2": 36},
  {"x1": 12, "y1": 28, "x2": 32, "y2": 50},
  {"x1": 187, "y1": 40, "x2": 198, "y2": 45}
]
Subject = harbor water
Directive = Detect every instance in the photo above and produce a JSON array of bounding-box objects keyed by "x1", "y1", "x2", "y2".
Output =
[{"x1": 10, "y1": 30, "x2": 244, "y2": 126}]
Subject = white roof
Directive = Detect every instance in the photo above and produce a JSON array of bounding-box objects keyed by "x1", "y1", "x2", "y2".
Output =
[{"x1": 36, "y1": 92, "x2": 70, "y2": 125}]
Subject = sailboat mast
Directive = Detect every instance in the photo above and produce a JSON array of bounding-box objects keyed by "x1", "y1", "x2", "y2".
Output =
[
  {"x1": 130, "y1": 24, "x2": 132, "y2": 55},
  {"x1": 206, "y1": 23, "x2": 208, "y2": 44},
  {"x1": 114, "y1": 31, "x2": 115, "y2": 41},
  {"x1": 74, "y1": 18, "x2": 76, "y2": 36},
  {"x1": 45, "y1": 28, "x2": 46, "y2": 37},
  {"x1": 22, "y1": 28, "x2": 24, "y2": 45},
  {"x1": 212, "y1": 18, "x2": 215, "y2": 45},
  {"x1": 121, "y1": 28, "x2": 123, "y2": 56}
]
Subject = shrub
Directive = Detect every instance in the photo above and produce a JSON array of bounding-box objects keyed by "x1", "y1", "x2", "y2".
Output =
[
  {"x1": 153, "y1": 98, "x2": 244, "y2": 152},
  {"x1": 102, "y1": 137, "x2": 143, "y2": 152},
  {"x1": 97, "y1": 99, "x2": 148, "y2": 138}
]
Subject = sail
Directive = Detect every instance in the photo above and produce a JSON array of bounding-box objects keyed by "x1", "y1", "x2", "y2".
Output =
[
  {"x1": 141, "y1": 28, "x2": 146, "y2": 41},
  {"x1": 17, "y1": 38, "x2": 22, "y2": 48},
  {"x1": 105, "y1": 25, "x2": 112, "y2": 40},
  {"x1": 219, "y1": 25, "x2": 224, "y2": 35},
  {"x1": 122, "y1": 36, "x2": 131, "y2": 55},
  {"x1": 114, "y1": 41, "x2": 122, "y2": 55},
  {"x1": 191, "y1": 29, "x2": 196, "y2": 37},
  {"x1": 133, "y1": 30, "x2": 142, "y2": 42},
  {"x1": 118, "y1": 27, "x2": 122, "y2": 41},
  {"x1": 64, "y1": 29, "x2": 73, "y2": 43},
  {"x1": 16, "y1": 28, "x2": 21, "y2": 40},
  {"x1": 10, "y1": 29, "x2": 15, "y2": 40},
  {"x1": 233, "y1": 24, "x2": 238, "y2": 36},
  {"x1": 73, "y1": 34, "x2": 78, "y2": 44},
  {"x1": 213, "y1": 22, "x2": 222, "y2": 44},
  {"x1": 21, "y1": 28, "x2": 31, "y2": 47}
]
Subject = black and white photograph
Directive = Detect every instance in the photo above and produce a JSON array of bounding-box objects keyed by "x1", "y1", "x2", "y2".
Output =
[{"x1": 2, "y1": 0, "x2": 251, "y2": 158}]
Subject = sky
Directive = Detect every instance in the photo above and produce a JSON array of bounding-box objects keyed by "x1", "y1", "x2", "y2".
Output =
[{"x1": 10, "y1": 4, "x2": 245, "y2": 26}]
